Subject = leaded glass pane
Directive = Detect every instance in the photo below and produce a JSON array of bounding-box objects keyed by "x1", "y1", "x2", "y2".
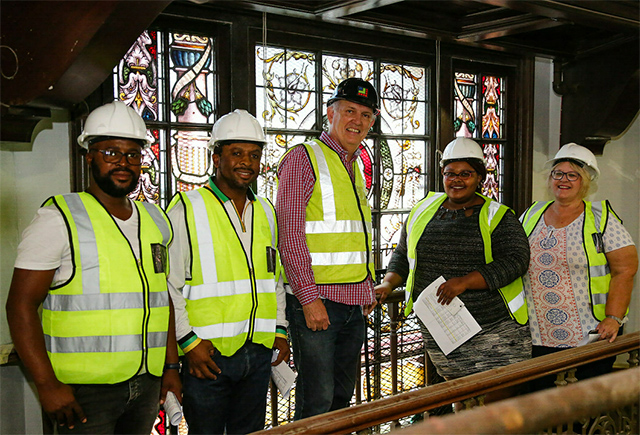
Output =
[
  {"x1": 454, "y1": 71, "x2": 505, "y2": 203},
  {"x1": 481, "y1": 142, "x2": 502, "y2": 201},
  {"x1": 382, "y1": 138, "x2": 427, "y2": 211},
  {"x1": 482, "y1": 75, "x2": 503, "y2": 139},
  {"x1": 128, "y1": 129, "x2": 166, "y2": 206},
  {"x1": 453, "y1": 72, "x2": 477, "y2": 138},
  {"x1": 115, "y1": 30, "x2": 163, "y2": 122},
  {"x1": 258, "y1": 134, "x2": 309, "y2": 203},
  {"x1": 322, "y1": 54, "x2": 375, "y2": 96},
  {"x1": 380, "y1": 64, "x2": 427, "y2": 135},
  {"x1": 170, "y1": 130, "x2": 213, "y2": 193},
  {"x1": 255, "y1": 46, "x2": 316, "y2": 130},
  {"x1": 379, "y1": 212, "x2": 407, "y2": 268},
  {"x1": 168, "y1": 33, "x2": 215, "y2": 124}
]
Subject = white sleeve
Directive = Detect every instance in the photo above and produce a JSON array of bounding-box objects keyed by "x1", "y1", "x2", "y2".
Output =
[
  {"x1": 14, "y1": 205, "x2": 69, "y2": 272},
  {"x1": 275, "y1": 272, "x2": 288, "y2": 329},
  {"x1": 166, "y1": 200, "x2": 195, "y2": 341},
  {"x1": 603, "y1": 215, "x2": 635, "y2": 253}
]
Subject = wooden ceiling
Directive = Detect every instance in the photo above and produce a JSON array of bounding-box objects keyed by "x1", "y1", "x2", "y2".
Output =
[
  {"x1": 0, "y1": 0, "x2": 637, "y2": 145},
  {"x1": 201, "y1": 0, "x2": 639, "y2": 58}
]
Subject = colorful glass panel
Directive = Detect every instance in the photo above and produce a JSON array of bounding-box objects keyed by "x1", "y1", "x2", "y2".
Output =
[
  {"x1": 453, "y1": 72, "x2": 477, "y2": 138},
  {"x1": 170, "y1": 130, "x2": 214, "y2": 193},
  {"x1": 380, "y1": 64, "x2": 427, "y2": 135},
  {"x1": 322, "y1": 55, "x2": 375, "y2": 98},
  {"x1": 169, "y1": 33, "x2": 215, "y2": 124},
  {"x1": 128, "y1": 129, "x2": 166, "y2": 205},
  {"x1": 116, "y1": 30, "x2": 161, "y2": 122},
  {"x1": 454, "y1": 71, "x2": 505, "y2": 202},
  {"x1": 482, "y1": 75, "x2": 502, "y2": 139},
  {"x1": 481, "y1": 142, "x2": 502, "y2": 201},
  {"x1": 256, "y1": 46, "x2": 316, "y2": 130}
]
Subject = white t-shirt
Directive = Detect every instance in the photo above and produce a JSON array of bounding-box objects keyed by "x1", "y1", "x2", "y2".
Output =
[{"x1": 14, "y1": 199, "x2": 140, "y2": 287}]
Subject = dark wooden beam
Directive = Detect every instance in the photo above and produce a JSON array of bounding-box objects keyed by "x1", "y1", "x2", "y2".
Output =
[{"x1": 471, "y1": 0, "x2": 639, "y2": 33}]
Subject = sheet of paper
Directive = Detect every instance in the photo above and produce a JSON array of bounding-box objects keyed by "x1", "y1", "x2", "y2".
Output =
[
  {"x1": 577, "y1": 331, "x2": 600, "y2": 346},
  {"x1": 413, "y1": 276, "x2": 482, "y2": 355},
  {"x1": 271, "y1": 352, "x2": 296, "y2": 399}
]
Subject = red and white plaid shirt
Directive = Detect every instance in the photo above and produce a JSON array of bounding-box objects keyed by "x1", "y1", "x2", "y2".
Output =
[{"x1": 275, "y1": 131, "x2": 375, "y2": 307}]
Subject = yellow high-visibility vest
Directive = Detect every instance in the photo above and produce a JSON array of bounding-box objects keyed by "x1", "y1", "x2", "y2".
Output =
[
  {"x1": 280, "y1": 139, "x2": 374, "y2": 284},
  {"x1": 404, "y1": 192, "x2": 528, "y2": 324},
  {"x1": 168, "y1": 187, "x2": 279, "y2": 356},
  {"x1": 42, "y1": 193, "x2": 172, "y2": 384},
  {"x1": 520, "y1": 200, "x2": 623, "y2": 321}
]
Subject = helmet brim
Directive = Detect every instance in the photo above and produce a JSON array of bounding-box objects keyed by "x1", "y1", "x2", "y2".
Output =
[{"x1": 327, "y1": 96, "x2": 380, "y2": 115}]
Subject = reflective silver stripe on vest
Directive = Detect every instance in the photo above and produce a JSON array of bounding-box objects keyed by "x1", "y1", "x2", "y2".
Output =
[
  {"x1": 407, "y1": 193, "x2": 445, "y2": 236},
  {"x1": 43, "y1": 291, "x2": 167, "y2": 312},
  {"x1": 308, "y1": 141, "x2": 337, "y2": 224},
  {"x1": 487, "y1": 200, "x2": 502, "y2": 227},
  {"x1": 188, "y1": 191, "x2": 218, "y2": 284},
  {"x1": 310, "y1": 251, "x2": 367, "y2": 266},
  {"x1": 194, "y1": 317, "x2": 277, "y2": 339},
  {"x1": 256, "y1": 197, "x2": 276, "y2": 247},
  {"x1": 140, "y1": 202, "x2": 171, "y2": 245},
  {"x1": 183, "y1": 278, "x2": 275, "y2": 301},
  {"x1": 306, "y1": 219, "x2": 366, "y2": 234},
  {"x1": 521, "y1": 201, "x2": 548, "y2": 226},
  {"x1": 591, "y1": 201, "x2": 604, "y2": 231},
  {"x1": 592, "y1": 293, "x2": 608, "y2": 305},
  {"x1": 45, "y1": 330, "x2": 167, "y2": 353},
  {"x1": 507, "y1": 290, "x2": 526, "y2": 314},
  {"x1": 590, "y1": 264, "x2": 610, "y2": 277},
  {"x1": 66, "y1": 194, "x2": 100, "y2": 295}
]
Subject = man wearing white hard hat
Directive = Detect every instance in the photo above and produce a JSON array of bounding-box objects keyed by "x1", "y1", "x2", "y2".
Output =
[
  {"x1": 521, "y1": 142, "x2": 637, "y2": 391},
  {"x1": 166, "y1": 109, "x2": 289, "y2": 434},
  {"x1": 6, "y1": 101, "x2": 181, "y2": 434}
]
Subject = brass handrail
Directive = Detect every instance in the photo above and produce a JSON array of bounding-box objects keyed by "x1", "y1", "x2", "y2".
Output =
[
  {"x1": 398, "y1": 367, "x2": 640, "y2": 434},
  {"x1": 254, "y1": 331, "x2": 640, "y2": 434}
]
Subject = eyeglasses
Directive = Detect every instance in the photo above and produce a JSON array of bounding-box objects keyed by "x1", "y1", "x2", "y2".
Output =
[
  {"x1": 443, "y1": 170, "x2": 476, "y2": 180},
  {"x1": 90, "y1": 149, "x2": 142, "y2": 166},
  {"x1": 550, "y1": 170, "x2": 580, "y2": 182}
]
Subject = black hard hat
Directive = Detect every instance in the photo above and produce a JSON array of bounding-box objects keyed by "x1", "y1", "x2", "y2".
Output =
[{"x1": 327, "y1": 78, "x2": 380, "y2": 115}]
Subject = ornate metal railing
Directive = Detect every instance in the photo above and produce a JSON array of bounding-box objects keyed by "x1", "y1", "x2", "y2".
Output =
[{"x1": 255, "y1": 331, "x2": 640, "y2": 434}]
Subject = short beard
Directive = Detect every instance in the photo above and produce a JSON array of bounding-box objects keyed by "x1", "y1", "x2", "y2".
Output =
[{"x1": 90, "y1": 160, "x2": 139, "y2": 198}]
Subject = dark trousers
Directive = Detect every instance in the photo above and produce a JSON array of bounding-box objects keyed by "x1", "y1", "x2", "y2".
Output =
[
  {"x1": 286, "y1": 294, "x2": 365, "y2": 420},
  {"x1": 49, "y1": 374, "x2": 161, "y2": 435},
  {"x1": 182, "y1": 341, "x2": 272, "y2": 435}
]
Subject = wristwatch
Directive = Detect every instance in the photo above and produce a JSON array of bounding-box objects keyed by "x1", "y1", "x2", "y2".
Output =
[
  {"x1": 606, "y1": 315, "x2": 628, "y2": 327},
  {"x1": 163, "y1": 362, "x2": 181, "y2": 372}
]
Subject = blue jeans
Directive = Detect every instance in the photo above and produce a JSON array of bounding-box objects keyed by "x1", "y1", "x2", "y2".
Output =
[
  {"x1": 182, "y1": 341, "x2": 272, "y2": 434},
  {"x1": 286, "y1": 294, "x2": 365, "y2": 420},
  {"x1": 53, "y1": 374, "x2": 161, "y2": 435}
]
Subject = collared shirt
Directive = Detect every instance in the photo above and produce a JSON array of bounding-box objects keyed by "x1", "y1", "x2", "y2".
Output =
[
  {"x1": 276, "y1": 131, "x2": 375, "y2": 307},
  {"x1": 167, "y1": 180, "x2": 287, "y2": 341}
]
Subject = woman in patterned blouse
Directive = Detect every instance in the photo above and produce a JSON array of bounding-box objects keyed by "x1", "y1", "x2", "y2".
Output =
[{"x1": 520, "y1": 143, "x2": 638, "y2": 391}]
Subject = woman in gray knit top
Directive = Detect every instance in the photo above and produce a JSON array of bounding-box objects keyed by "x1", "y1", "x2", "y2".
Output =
[{"x1": 376, "y1": 138, "x2": 531, "y2": 402}]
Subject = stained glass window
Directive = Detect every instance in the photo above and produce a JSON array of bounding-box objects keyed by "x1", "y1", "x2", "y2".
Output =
[
  {"x1": 453, "y1": 71, "x2": 505, "y2": 202},
  {"x1": 113, "y1": 30, "x2": 217, "y2": 208}
]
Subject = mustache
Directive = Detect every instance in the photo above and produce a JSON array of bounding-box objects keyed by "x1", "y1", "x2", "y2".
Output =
[{"x1": 109, "y1": 168, "x2": 136, "y2": 177}]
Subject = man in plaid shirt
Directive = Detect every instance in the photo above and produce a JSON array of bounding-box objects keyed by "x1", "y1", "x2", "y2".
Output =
[{"x1": 276, "y1": 78, "x2": 379, "y2": 419}]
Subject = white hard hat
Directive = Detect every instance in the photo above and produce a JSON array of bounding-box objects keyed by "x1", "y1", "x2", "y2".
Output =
[
  {"x1": 77, "y1": 101, "x2": 150, "y2": 149},
  {"x1": 208, "y1": 109, "x2": 266, "y2": 150},
  {"x1": 440, "y1": 138, "x2": 486, "y2": 167},
  {"x1": 546, "y1": 143, "x2": 600, "y2": 180}
]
